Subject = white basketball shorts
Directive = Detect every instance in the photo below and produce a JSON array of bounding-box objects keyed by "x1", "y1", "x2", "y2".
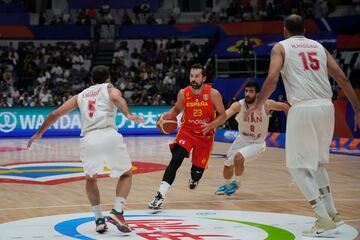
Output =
[
  {"x1": 286, "y1": 99, "x2": 334, "y2": 171},
  {"x1": 225, "y1": 135, "x2": 266, "y2": 166},
  {"x1": 80, "y1": 128, "x2": 132, "y2": 177}
]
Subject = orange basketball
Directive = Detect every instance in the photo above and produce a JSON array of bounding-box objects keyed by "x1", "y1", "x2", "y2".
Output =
[{"x1": 157, "y1": 113, "x2": 178, "y2": 134}]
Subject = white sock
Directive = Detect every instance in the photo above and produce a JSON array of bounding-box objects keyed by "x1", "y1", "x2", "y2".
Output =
[
  {"x1": 312, "y1": 199, "x2": 330, "y2": 219},
  {"x1": 114, "y1": 196, "x2": 126, "y2": 213},
  {"x1": 234, "y1": 176, "x2": 241, "y2": 185},
  {"x1": 224, "y1": 178, "x2": 232, "y2": 186},
  {"x1": 92, "y1": 204, "x2": 103, "y2": 219},
  {"x1": 321, "y1": 190, "x2": 337, "y2": 216},
  {"x1": 159, "y1": 181, "x2": 170, "y2": 197}
]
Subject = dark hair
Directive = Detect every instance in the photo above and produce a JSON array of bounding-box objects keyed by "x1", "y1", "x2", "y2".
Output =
[
  {"x1": 245, "y1": 81, "x2": 260, "y2": 93},
  {"x1": 284, "y1": 14, "x2": 304, "y2": 36},
  {"x1": 190, "y1": 63, "x2": 205, "y2": 76},
  {"x1": 91, "y1": 65, "x2": 110, "y2": 84}
]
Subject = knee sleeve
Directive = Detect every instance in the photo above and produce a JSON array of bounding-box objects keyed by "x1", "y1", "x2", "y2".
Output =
[
  {"x1": 314, "y1": 164, "x2": 330, "y2": 189},
  {"x1": 162, "y1": 144, "x2": 188, "y2": 185},
  {"x1": 288, "y1": 168, "x2": 320, "y2": 201},
  {"x1": 191, "y1": 164, "x2": 205, "y2": 182}
]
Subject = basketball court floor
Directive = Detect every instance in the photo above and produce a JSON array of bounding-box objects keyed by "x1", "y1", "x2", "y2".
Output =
[{"x1": 0, "y1": 136, "x2": 359, "y2": 239}]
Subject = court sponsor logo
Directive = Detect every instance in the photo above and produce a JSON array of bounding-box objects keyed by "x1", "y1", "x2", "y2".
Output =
[
  {"x1": 0, "y1": 161, "x2": 166, "y2": 185},
  {"x1": 0, "y1": 210, "x2": 357, "y2": 240},
  {"x1": 0, "y1": 112, "x2": 17, "y2": 133}
]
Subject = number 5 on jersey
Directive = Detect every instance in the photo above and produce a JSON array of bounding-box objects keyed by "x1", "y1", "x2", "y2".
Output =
[
  {"x1": 88, "y1": 100, "x2": 96, "y2": 118},
  {"x1": 298, "y1": 52, "x2": 319, "y2": 71}
]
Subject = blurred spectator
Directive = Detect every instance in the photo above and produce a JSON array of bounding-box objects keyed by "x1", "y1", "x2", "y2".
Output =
[
  {"x1": 133, "y1": 1, "x2": 141, "y2": 17},
  {"x1": 140, "y1": 0, "x2": 151, "y2": 15}
]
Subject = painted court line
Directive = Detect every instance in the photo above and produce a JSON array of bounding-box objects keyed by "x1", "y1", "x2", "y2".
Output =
[{"x1": 0, "y1": 198, "x2": 359, "y2": 211}]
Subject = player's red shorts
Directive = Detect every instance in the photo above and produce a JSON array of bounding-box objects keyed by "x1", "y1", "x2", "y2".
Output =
[{"x1": 169, "y1": 129, "x2": 214, "y2": 169}]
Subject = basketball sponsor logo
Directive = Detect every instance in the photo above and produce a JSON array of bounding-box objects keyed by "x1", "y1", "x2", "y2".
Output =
[
  {"x1": 1, "y1": 210, "x2": 357, "y2": 239},
  {"x1": 0, "y1": 112, "x2": 17, "y2": 133}
]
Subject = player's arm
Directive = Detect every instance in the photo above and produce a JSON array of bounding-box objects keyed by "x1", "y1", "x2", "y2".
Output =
[
  {"x1": 202, "y1": 89, "x2": 226, "y2": 134},
  {"x1": 225, "y1": 101, "x2": 241, "y2": 120},
  {"x1": 264, "y1": 99, "x2": 289, "y2": 115},
  {"x1": 167, "y1": 89, "x2": 184, "y2": 117},
  {"x1": 254, "y1": 43, "x2": 284, "y2": 110},
  {"x1": 27, "y1": 95, "x2": 78, "y2": 148},
  {"x1": 109, "y1": 86, "x2": 144, "y2": 123},
  {"x1": 325, "y1": 49, "x2": 360, "y2": 130}
]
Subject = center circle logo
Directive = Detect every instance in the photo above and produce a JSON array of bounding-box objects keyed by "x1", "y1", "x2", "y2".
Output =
[
  {"x1": 0, "y1": 210, "x2": 357, "y2": 240},
  {"x1": 0, "y1": 112, "x2": 17, "y2": 133}
]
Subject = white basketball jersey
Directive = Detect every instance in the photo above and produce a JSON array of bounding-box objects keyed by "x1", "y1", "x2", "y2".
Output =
[
  {"x1": 235, "y1": 99, "x2": 269, "y2": 143},
  {"x1": 77, "y1": 83, "x2": 117, "y2": 136},
  {"x1": 279, "y1": 36, "x2": 332, "y2": 105}
]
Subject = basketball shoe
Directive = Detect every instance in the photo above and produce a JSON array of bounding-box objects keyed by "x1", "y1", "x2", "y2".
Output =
[
  {"x1": 188, "y1": 179, "x2": 199, "y2": 190},
  {"x1": 214, "y1": 185, "x2": 226, "y2": 195},
  {"x1": 148, "y1": 191, "x2": 164, "y2": 209},
  {"x1": 302, "y1": 215, "x2": 337, "y2": 237},
  {"x1": 330, "y1": 213, "x2": 344, "y2": 227},
  {"x1": 107, "y1": 209, "x2": 131, "y2": 233},
  {"x1": 224, "y1": 180, "x2": 239, "y2": 196},
  {"x1": 95, "y1": 217, "x2": 107, "y2": 233}
]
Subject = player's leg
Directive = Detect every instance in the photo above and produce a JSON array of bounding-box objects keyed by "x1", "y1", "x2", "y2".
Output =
[
  {"x1": 221, "y1": 141, "x2": 265, "y2": 196},
  {"x1": 288, "y1": 168, "x2": 336, "y2": 236},
  {"x1": 80, "y1": 133, "x2": 108, "y2": 233},
  {"x1": 161, "y1": 144, "x2": 189, "y2": 193},
  {"x1": 189, "y1": 138, "x2": 213, "y2": 190},
  {"x1": 149, "y1": 143, "x2": 189, "y2": 209},
  {"x1": 102, "y1": 129, "x2": 132, "y2": 232},
  {"x1": 286, "y1": 104, "x2": 336, "y2": 237},
  {"x1": 215, "y1": 164, "x2": 233, "y2": 195},
  {"x1": 85, "y1": 174, "x2": 107, "y2": 233},
  {"x1": 315, "y1": 164, "x2": 343, "y2": 226},
  {"x1": 314, "y1": 105, "x2": 342, "y2": 225},
  {"x1": 108, "y1": 169, "x2": 132, "y2": 233},
  {"x1": 224, "y1": 152, "x2": 244, "y2": 195}
]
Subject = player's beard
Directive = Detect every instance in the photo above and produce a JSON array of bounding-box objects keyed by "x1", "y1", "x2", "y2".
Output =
[
  {"x1": 190, "y1": 81, "x2": 202, "y2": 90},
  {"x1": 245, "y1": 96, "x2": 256, "y2": 104}
]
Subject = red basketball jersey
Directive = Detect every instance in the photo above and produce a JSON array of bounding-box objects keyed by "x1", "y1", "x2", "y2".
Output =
[{"x1": 180, "y1": 84, "x2": 216, "y2": 139}]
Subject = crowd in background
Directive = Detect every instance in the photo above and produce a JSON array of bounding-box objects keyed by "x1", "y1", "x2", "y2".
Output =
[
  {"x1": 0, "y1": 0, "x2": 359, "y2": 107},
  {"x1": 0, "y1": 38, "x2": 211, "y2": 107},
  {"x1": 1, "y1": 38, "x2": 358, "y2": 108},
  {"x1": 0, "y1": 42, "x2": 92, "y2": 107},
  {"x1": 30, "y1": 0, "x2": 360, "y2": 26},
  {"x1": 108, "y1": 38, "x2": 209, "y2": 106}
]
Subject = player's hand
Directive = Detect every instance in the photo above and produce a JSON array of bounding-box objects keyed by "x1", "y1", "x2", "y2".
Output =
[
  {"x1": 127, "y1": 114, "x2": 145, "y2": 124},
  {"x1": 27, "y1": 133, "x2": 42, "y2": 149},
  {"x1": 355, "y1": 110, "x2": 360, "y2": 131},
  {"x1": 201, "y1": 123, "x2": 213, "y2": 136}
]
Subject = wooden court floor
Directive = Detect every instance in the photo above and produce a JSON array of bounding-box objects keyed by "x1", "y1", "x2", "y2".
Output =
[{"x1": 0, "y1": 136, "x2": 359, "y2": 233}]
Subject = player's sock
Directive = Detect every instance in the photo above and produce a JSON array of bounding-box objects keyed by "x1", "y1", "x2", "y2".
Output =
[
  {"x1": 320, "y1": 187, "x2": 337, "y2": 216},
  {"x1": 114, "y1": 197, "x2": 126, "y2": 213},
  {"x1": 224, "y1": 178, "x2": 232, "y2": 186},
  {"x1": 312, "y1": 198, "x2": 331, "y2": 219},
  {"x1": 92, "y1": 204, "x2": 103, "y2": 219},
  {"x1": 314, "y1": 165, "x2": 338, "y2": 216},
  {"x1": 234, "y1": 176, "x2": 241, "y2": 185},
  {"x1": 159, "y1": 181, "x2": 170, "y2": 198}
]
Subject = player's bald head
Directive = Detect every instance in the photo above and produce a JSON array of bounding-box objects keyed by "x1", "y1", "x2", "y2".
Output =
[{"x1": 284, "y1": 14, "x2": 304, "y2": 36}]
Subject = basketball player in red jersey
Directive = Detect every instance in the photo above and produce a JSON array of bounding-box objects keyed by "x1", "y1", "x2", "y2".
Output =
[{"x1": 149, "y1": 63, "x2": 226, "y2": 209}]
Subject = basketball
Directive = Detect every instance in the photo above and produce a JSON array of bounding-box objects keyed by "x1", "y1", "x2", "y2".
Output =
[{"x1": 157, "y1": 113, "x2": 178, "y2": 134}]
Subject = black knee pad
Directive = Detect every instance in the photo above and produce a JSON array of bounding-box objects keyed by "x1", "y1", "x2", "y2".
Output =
[
  {"x1": 191, "y1": 164, "x2": 205, "y2": 182},
  {"x1": 162, "y1": 144, "x2": 188, "y2": 185}
]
